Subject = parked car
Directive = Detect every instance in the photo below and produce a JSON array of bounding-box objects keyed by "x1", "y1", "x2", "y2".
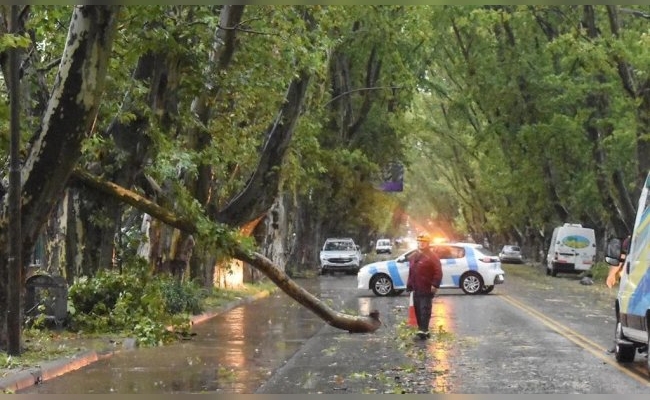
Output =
[
  {"x1": 319, "y1": 237, "x2": 362, "y2": 275},
  {"x1": 375, "y1": 239, "x2": 393, "y2": 254},
  {"x1": 357, "y1": 242, "x2": 505, "y2": 296},
  {"x1": 499, "y1": 245, "x2": 524, "y2": 264}
]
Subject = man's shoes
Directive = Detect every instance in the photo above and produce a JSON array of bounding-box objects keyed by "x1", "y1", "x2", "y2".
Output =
[{"x1": 416, "y1": 331, "x2": 429, "y2": 340}]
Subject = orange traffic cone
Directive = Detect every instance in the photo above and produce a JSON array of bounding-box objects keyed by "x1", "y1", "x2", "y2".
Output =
[{"x1": 408, "y1": 291, "x2": 417, "y2": 327}]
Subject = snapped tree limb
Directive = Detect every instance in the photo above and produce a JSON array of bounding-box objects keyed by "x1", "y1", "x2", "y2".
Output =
[{"x1": 71, "y1": 168, "x2": 382, "y2": 333}]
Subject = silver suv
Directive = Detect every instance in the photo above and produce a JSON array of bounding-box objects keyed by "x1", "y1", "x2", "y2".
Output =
[
  {"x1": 499, "y1": 245, "x2": 524, "y2": 264},
  {"x1": 319, "y1": 237, "x2": 362, "y2": 275}
]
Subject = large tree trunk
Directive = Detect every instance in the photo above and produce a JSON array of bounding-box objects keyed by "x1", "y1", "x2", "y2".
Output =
[
  {"x1": 183, "y1": 5, "x2": 244, "y2": 286},
  {"x1": 253, "y1": 194, "x2": 296, "y2": 277},
  {"x1": 288, "y1": 193, "x2": 322, "y2": 272},
  {"x1": 252, "y1": 192, "x2": 321, "y2": 278},
  {"x1": 0, "y1": 6, "x2": 120, "y2": 349},
  {"x1": 18, "y1": 6, "x2": 120, "y2": 260},
  {"x1": 73, "y1": 48, "x2": 179, "y2": 277},
  {"x1": 64, "y1": 189, "x2": 85, "y2": 283},
  {"x1": 215, "y1": 72, "x2": 311, "y2": 226},
  {"x1": 71, "y1": 168, "x2": 382, "y2": 333}
]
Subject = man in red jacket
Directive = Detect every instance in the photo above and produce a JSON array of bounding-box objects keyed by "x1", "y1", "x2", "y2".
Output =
[{"x1": 406, "y1": 234, "x2": 443, "y2": 340}]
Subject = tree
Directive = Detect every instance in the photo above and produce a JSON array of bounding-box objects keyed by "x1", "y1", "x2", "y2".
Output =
[
  {"x1": 0, "y1": 5, "x2": 121, "y2": 347},
  {"x1": 406, "y1": 5, "x2": 647, "y2": 253},
  {"x1": 0, "y1": 6, "x2": 390, "y2": 350},
  {"x1": 4, "y1": 4, "x2": 650, "y2": 348}
]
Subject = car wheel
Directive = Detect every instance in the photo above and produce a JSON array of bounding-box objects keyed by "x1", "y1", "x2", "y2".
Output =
[
  {"x1": 481, "y1": 285, "x2": 494, "y2": 294},
  {"x1": 551, "y1": 268, "x2": 558, "y2": 277},
  {"x1": 615, "y1": 321, "x2": 636, "y2": 362},
  {"x1": 370, "y1": 274, "x2": 394, "y2": 297},
  {"x1": 546, "y1": 267, "x2": 551, "y2": 276},
  {"x1": 460, "y1": 272, "x2": 484, "y2": 295}
]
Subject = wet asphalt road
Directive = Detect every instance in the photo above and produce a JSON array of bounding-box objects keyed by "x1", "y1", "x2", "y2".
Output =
[
  {"x1": 18, "y1": 264, "x2": 650, "y2": 394},
  {"x1": 17, "y1": 277, "x2": 328, "y2": 394}
]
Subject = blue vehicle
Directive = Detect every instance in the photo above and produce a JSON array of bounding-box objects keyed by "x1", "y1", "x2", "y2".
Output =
[{"x1": 606, "y1": 171, "x2": 650, "y2": 372}]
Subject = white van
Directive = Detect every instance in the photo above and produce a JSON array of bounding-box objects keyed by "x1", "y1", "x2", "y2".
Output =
[
  {"x1": 374, "y1": 239, "x2": 393, "y2": 254},
  {"x1": 605, "y1": 171, "x2": 650, "y2": 367},
  {"x1": 546, "y1": 223, "x2": 596, "y2": 277}
]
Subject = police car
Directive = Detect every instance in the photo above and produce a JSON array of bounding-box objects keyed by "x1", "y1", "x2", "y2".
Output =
[{"x1": 357, "y1": 242, "x2": 505, "y2": 296}]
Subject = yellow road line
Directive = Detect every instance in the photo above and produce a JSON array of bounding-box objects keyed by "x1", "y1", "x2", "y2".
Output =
[{"x1": 501, "y1": 294, "x2": 650, "y2": 386}]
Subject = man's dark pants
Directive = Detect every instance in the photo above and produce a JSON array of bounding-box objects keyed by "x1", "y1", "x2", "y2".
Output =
[{"x1": 413, "y1": 292, "x2": 434, "y2": 332}]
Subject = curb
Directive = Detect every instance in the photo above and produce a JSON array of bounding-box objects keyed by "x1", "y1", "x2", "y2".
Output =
[
  {"x1": 186, "y1": 290, "x2": 270, "y2": 326},
  {"x1": 0, "y1": 350, "x2": 110, "y2": 393},
  {"x1": 0, "y1": 289, "x2": 272, "y2": 393}
]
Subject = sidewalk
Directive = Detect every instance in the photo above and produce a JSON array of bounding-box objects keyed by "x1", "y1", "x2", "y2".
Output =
[{"x1": 0, "y1": 290, "x2": 271, "y2": 393}]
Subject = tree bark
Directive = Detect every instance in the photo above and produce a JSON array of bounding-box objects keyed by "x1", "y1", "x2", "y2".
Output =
[
  {"x1": 215, "y1": 71, "x2": 311, "y2": 226},
  {"x1": 19, "y1": 6, "x2": 120, "y2": 264},
  {"x1": 0, "y1": 5, "x2": 121, "y2": 349},
  {"x1": 186, "y1": 5, "x2": 245, "y2": 284}
]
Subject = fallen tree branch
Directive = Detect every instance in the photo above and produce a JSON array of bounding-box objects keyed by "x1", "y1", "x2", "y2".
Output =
[{"x1": 71, "y1": 167, "x2": 382, "y2": 333}]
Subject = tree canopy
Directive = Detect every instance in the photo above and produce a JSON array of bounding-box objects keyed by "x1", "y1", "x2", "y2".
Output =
[{"x1": 0, "y1": 5, "x2": 648, "y2": 345}]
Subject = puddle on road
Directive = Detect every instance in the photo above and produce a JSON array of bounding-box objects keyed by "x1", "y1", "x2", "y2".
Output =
[{"x1": 19, "y1": 284, "x2": 324, "y2": 394}]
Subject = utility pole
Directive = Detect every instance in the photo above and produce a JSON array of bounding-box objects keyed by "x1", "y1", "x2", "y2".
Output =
[{"x1": 8, "y1": 4, "x2": 23, "y2": 356}]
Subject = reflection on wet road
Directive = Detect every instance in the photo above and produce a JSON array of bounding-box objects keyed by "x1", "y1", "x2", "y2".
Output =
[
  {"x1": 429, "y1": 298, "x2": 453, "y2": 393},
  {"x1": 19, "y1": 278, "x2": 325, "y2": 394}
]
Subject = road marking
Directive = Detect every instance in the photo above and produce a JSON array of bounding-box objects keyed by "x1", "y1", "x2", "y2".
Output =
[{"x1": 501, "y1": 294, "x2": 650, "y2": 386}]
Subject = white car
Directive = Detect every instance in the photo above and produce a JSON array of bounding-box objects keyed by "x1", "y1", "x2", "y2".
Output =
[
  {"x1": 357, "y1": 242, "x2": 505, "y2": 296},
  {"x1": 375, "y1": 239, "x2": 393, "y2": 254},
  {"x1": 498, "y1": 244, "x2": 524, "y2": 264},
  {"x1": 319, "y1": 237, "x2": 362, "y2": 275}
]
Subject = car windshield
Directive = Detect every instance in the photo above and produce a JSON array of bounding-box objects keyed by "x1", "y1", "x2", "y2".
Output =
[
  {"x1": 325, "y1": 241, "x2": 355, "y2": 251},
  {"x1": 377, "y1": 240, "x2": 390, "y2": 246},
  {"x1": 503, "y1": 245, "x2": 520, "y2": 252}
]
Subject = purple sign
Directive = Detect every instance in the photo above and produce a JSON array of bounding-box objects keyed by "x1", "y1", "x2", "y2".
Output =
[{"x1": 380, "y1": 162, "x2": 404, "y2": 192}]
